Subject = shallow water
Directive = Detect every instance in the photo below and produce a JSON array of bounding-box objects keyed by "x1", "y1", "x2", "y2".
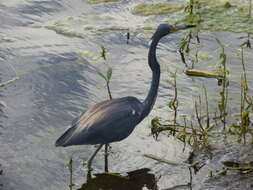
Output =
[{"x1": 0, "y1": 0, "x2": 253, "y2": 190}]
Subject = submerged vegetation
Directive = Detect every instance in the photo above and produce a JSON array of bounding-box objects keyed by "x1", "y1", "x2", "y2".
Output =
[
  {"x1": 0, "y1": 61, "x2": 19, "y2": 88},
  {"x1": 40, "y1": 17, "x2": 128, "y2": 39},
  {"x1": 166, "y1": 0, "x2": 253, "y2": 34},
  {"x1": 45, "y1": 25, "x2": 86, "y2": 39},
  {"x1": 132, "y1": 2, "x2": 183, "y2": 16},
  {"x1": 153, "y1": 0, "x2": 253, "y2": 147},
  {"x1": 86, "y1": 0, "x2": 119, "y2": 4},
  {"x1": 38, "y1": 0, "x2": 253, "y2": 41}
]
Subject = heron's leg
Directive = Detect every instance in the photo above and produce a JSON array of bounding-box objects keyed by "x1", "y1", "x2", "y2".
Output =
[
  {"x1": 104, "y1": 143, "x2": 109, "y2": 172},
  {"x1": 87, "y1": 144, "x2": 104, "y2": 180}
]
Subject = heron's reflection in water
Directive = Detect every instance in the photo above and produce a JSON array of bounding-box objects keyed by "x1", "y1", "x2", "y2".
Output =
[{"x1": 79, "y1": 168, "x2": 158, "y2": 190}]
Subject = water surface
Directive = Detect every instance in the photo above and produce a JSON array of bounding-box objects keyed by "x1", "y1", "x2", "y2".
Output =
[{"x1": 0, "y1": 0, "x2": 253, "y2": 190}]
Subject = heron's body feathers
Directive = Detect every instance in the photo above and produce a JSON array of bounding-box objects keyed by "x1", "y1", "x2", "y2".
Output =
[{"x1": 55, "y1": 96, "x2": 143, "y2": 146}]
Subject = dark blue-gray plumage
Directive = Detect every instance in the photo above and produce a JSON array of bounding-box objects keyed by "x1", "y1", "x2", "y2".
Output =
[
  {"x1": 56, "y1": 96, "x2": 143, "y2": 146},
  {"x1": 55, "y1": 24, "x2": 195, "y2": 175}
]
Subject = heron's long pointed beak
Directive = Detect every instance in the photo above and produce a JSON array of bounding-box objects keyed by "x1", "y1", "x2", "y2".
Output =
[{"x1": 171, "y1": 24, "x2": 196, "y2": 32}]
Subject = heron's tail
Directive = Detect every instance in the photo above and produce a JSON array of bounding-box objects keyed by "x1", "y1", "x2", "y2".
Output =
[{"x1": 55, "y1": 126, "x2": 76, "y2": 147}]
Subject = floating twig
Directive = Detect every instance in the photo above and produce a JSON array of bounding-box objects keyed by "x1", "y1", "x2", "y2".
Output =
[
  {"x1": 143, "y1": 154, "x2": 180, "y2": 166},
  {"x1": 185, "y1": 69, "x2": 223, "y2": 79},
  {"x1": 0, "y1": 77, "x2": 19, "y2": 87}
]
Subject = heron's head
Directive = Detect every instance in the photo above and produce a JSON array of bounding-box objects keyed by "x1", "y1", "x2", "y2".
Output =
[{"x1": 153, "y1": 24, "x2": 196, "y2": 38}]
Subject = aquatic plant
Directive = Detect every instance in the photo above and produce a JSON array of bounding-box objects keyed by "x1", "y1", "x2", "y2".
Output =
[
  {"x1": 165, "y1": 0, "x2": 253, "y2": 34},
  {"x1": 228, "y1": 47, "x2": 253, "y2": 144},
  {"x1": 178, "y1": 0, "x2": 201, "y2": 68},
  {"x1": 167, "y1": 71, "x2": 178, "y2": 129},
  {"x1": 0, "y1": 77, "x2": 19, "y2": 88},
  {"x1": 0, "y1": 60, "x2": 19, "y2": 88},
  {"x1": 96, "y1": 45, "x2": 113, "y2": 172},
  {"x1": 126, "y1": 29, "x2": 130, "y2": 44},
  {"x1": 215, "y1": 38, "x2": 229, "y2": 130},
  {"x1": 67, "y1": 155, "x2": 75, "y2": 190},
  {"x1": 152, "y1": 0, "x2": 253, "y2": 152},
  {"x1": 185, "y1": 69, "x2": 222, "y2": 79},
  {"x1": 86, "y1": 0, "x2": 119, "y2": 4},
  {"x1": 132, "y1": 2, "x2": 183, "y2": 16},
  {"x1": 45, "y1": 25, "x2": 86, "y2": 39},
  {"x1": 97, "y1": 67, "x2": 113, "y2": 172},
  {"x1": 97, "y1": 67, "x2": 112, "y2": 100},
  {"x1": 42, "y1": 15, "x2": 129, "y2": 40},
  {"x1": 179, "y1": 33, "x2": 192, "y2": 67},
  {"x1": 151, "y1": 87, "x2": 214, "y2": 152},
  {"x1": 239, "y1": 47, "x2": 250, "y2": 143},
  {"x1": 100, "y1": 45, "x2": 107, "y2": 61}
]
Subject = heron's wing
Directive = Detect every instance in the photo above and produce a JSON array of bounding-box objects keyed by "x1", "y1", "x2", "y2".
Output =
[{"x1": 55, "y1": 96, "x2": 143, "y2": 146}]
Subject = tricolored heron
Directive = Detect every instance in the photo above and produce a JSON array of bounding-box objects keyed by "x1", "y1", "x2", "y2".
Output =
[{"x1": 55, "y1": 24, "x2": 195, "y2": 177}]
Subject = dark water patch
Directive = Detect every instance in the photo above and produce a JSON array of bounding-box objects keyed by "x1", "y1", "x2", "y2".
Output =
[
  {"x1": 36, "y1": 52, "x2": 78, "y2": 65},
  {"x1": 0, "y1": 3, "x2": 28, "y2": 28},
  {"x1": 18, "y1": 0, "x2": 63, "y2": 17},
  {"x1": 0, "y1": 0, "x2": 64, "y2": 27},
  {"x1": 0, "y1": 55, "x2": 100, "y2": 190},
  {"x1": 2, "y1": 61, "x2": 96, "y2": 138},
  {"x1": 79, "y1": 168, "x2": 158, "y2": 190}
]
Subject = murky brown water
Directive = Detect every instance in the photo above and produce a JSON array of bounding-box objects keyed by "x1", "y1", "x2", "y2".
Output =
[{"x1": 0, "y1": 0, "x2": 253, "y2": 190}]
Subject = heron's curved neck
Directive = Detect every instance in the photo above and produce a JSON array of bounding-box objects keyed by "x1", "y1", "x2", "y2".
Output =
[{"x1": 141, "y1": 35, "x2": 161, "y2": 119}]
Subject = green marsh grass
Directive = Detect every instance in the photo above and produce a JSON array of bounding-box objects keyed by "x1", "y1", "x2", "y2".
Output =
[
  {"x1": 151, "y1": 3, "x2": 253, "y2": 181},
  {"x1": 97, "y1": 45, "x2": 112, "y2": 172},
  {"x1": 132, "y1": 2, "x2": 183, "y2": 16},
  {"x1": 67, "y1": 155, "x2": 75, "y2": 190},
  {"x1": 216, "y1": 38, "x2": 229, "y2": 130}
]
